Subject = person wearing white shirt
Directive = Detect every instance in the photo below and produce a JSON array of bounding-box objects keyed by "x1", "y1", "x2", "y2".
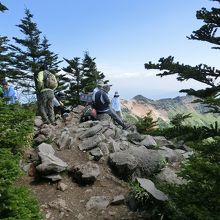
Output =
[{"x1": 111, "y1": 91, "x2": 122, "y2": 119}]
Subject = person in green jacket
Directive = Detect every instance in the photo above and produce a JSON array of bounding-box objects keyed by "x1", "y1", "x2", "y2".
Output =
[{"x1": 37, "y1": 66, "x2": 57, "y2": 124}]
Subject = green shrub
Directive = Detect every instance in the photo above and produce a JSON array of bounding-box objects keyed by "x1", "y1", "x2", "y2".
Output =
[
  {"x1": 0, "y1": 103, "x2": 34, "y2": 153},
  {"x1": 135, "y1": 111, "x2": 158, "y2": 134},
  {"x1": 0, "y1": 149, "x2": 21, "y2": 190},
  {"x1": 0, "y1": 186, "x2": 42, "y2": 220}
]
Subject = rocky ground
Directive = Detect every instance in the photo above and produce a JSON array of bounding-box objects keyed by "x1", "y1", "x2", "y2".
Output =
[
  {"x1": 18, "y1": 105, "x2": 190, "y2": 220},
  {"x1": 18, "y1": 108, "x2": 147, "y2": 220}
]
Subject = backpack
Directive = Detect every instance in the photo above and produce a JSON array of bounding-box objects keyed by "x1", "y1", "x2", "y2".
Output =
[
  {"x1": 80, "y1": 106, "x2": 97, "y2": 122},
  {"x1": 44, "y1": 70, "x2": 58, "y2": 90}
]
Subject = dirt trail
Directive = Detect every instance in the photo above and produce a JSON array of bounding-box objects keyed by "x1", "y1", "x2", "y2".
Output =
[{"x1": 19, "y1": 119, "x2": 146, "y2": 220}]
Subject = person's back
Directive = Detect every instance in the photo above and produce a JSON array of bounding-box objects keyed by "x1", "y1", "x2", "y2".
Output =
[
  {"x1": 93, "y1": 89, "x2": 110, "y2": 113},
  {"x1": 37, "y1": 68, "x2": 56, "y2": 124}
]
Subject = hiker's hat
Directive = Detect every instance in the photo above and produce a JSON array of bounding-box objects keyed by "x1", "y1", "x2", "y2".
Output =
[
  {"x1": 102, "y1": 83, "x2": 111, "y2": 92},
  {"x1": 97, "y1": 80, "x2": 105, "y2": 87},
  {"x1": 114, "y1": 91, "x2": 120, "y2": 97},
  {"x1": 2, "y1": 79, "x2": 8, "y2": 85}
]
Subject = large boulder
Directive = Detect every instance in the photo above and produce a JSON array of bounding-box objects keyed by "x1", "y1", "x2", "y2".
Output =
[
  {"x1": 36, "y1": 153, "x2": 68, "y2": 175},
  {"x1": 109, "y1": 146, "x2": 164, "y2": 180}
]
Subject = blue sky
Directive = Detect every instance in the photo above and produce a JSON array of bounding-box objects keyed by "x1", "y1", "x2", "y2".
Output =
[{"x1": 1, "y1": 0, "x2": 219, "y2": 100}]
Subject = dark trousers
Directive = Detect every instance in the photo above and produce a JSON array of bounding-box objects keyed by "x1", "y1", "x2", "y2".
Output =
[
  {"x1": 105, "y1": 108, "x2": 126, "y2": 128},
  {"x1": 39, "y1": 90, "x2": 55, "y2": 124}
]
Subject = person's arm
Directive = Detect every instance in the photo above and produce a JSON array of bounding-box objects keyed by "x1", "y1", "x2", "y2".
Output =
[{"x1": 103, "y1": 92, "x2": 110, "y2": 105}]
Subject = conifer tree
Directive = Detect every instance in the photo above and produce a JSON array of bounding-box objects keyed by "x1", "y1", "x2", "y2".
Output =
[
  {"x1": 9, "y1": 9, "x2": 61, "y2": 97},
  {"x1": 62, "y1": 57, "x2": 83, "y2": 105},
  {"x1": 81, "y1": 52, "x2": 106, "y2": 93},
  {"x1": 62, "y1": 52, "x2": 107, "y2": 106},
  {"x1": 0, "y1": 2, "x2": 11, "y2": 82},
  {"x1": 145, "y1": 1, "x2": 220, "y2": 113},
  {"x1": 144, "y1": 1, "x2": 220, "y2": 219},
  {"x1": 0, "y1": 2, "x2": 7, "y2": 12}
]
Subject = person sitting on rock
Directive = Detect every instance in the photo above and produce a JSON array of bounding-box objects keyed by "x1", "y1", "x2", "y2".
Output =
[{"x1": 93, "y1": 84, "x2": 130, "y2": 130}]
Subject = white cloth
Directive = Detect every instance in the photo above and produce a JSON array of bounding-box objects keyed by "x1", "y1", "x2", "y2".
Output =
[
  {"x1": 53, "y1": 97, "x2": 60, "y2": 107},
  {"x1": 92, "y1": 87, "x2": 99, "y2": 102},
  {"x1": 111, "y1": 97, "x2": 121, "y2": 111}
]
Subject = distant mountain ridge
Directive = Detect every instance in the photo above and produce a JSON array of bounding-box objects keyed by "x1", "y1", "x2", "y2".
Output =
[{"x1": 121, "y1": 95, "x2": 219, "y2": 127}]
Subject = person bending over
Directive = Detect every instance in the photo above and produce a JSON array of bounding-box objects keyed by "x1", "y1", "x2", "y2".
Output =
[{"x1": 93, "y1": 84, "x2": 130, "y2": 130}]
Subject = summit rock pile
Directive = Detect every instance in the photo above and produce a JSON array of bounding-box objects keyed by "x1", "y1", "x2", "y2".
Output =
[{"x1": 20, "y1": 105, "x2": 192, "y2": 220}]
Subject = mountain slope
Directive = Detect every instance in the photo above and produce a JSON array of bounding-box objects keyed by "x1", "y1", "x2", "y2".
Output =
[{"x1": 121, "y1": 95, "x2": 220, "y2": 126}]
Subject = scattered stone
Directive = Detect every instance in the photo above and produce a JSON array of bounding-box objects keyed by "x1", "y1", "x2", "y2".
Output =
[
  {"x1": 140, "y1": 135, "x2": 158, "y2": 148},
  {"x1": 79, "y1": 124, "x2": 103, "y2": 140},
  {"x1": 136, "y1": 178, "x2": 168, "y2": 201},
  {"x1": 79, "y1": 134, "x2": 106, "y2": 151},
  {"x1": 88, "y1": 147, "x2": 103, "y2": 161},
  {"x1": 43, "y1": 174, "x2": 62, "y2": 181},
  {"x1": 36, "y1": 153, "x2": 68, "y2": 174},
  {"x1": 34, "y1": 117, "x2": 44, "y2": 127},
  {"x1": 70, "y1": 161, "x2": 100, "y2": 185},
  {"x1": 36, "y1": 143, "x2": 55, "y2": 155},
  {"x1": 111, "y1": 195, "x2": 125, "y2": 205},
  {"x1": 86, "y1": 196, "x2": 110, "y2": 210},
  {"x1": 155, "y1": 167, "x2": 187, "y2": 185},
  {"x1": 57, "y1": 182, "x2": 68, "y2": 191},
  {"x1": 34, "y1": 134, "x2": 47, "y2": 145},
  {"x1": 76, "y1": 213, "x2": 84, "y2": 220}
]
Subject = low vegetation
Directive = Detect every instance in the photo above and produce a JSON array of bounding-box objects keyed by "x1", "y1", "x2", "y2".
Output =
[{"x1": 0, "y1": 100, "x2": 42, "y2": 219}]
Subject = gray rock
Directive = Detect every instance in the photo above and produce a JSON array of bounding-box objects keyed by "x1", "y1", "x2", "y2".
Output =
[
  {"x1": 111, "y1": 195, "x2": 125, "y2": 205},
  {"x1": 127, "y1": 132, "x2": 144, "y2": 143},
  {"x1": 79, "y1": 134, "x2": 105, "y2": 151},
  {"x1": 40, "y1": 127, "x2": 53, "y2": 137},
  {"x1": 154, "y1": 136, "x2": 175, "y2": 149},
  {"x1": 98, "y1": 143, "x2": 110, "y2": 156},
  {"x1": 78, "y1": 120, "x2": 99, "y2": 128},
  {"x1": 103, "y1": 128, "x2": 115, "y2": 139},
  {"x1": 57, "y1": 182, "x2": 68, "y2": 191},
  {"x1": 137, "y1": 178, "x2": 168, "y2": 201},
  {"x1": 34, "y1": 134, "x2": 47, "y2": 145},
  {"x1": 158, "y1": 146, "x2": 183, "y2": 162},
  {"x1": 108, "y1": 138, "x2": 121, "y2": 153},
  {"x1": 108, "y1": 152, "x2": 138, "y2": 181},
  {"x1": 96, "y1": 113, "x2": 111, "y2": 121},
  {"x1": 141, "y1": 135, "x2": 157, "y2": 148},
  {"x1": 155, "y1": 167, "x2": 186, "y2": 185},
  {"x1": 34, "y1": 117, "x2": 43, "y2": 127},
  {"x1": 36, "y1": 152, "x2": 68, "y2": 174},
  {"x1": 109, "y1": 146, "x2": 164, "y2": 181},
  {"x1": 71, "y1": 161, "x2": 100, "y2": 185},
  {"x1": 88, "y1": 147, "x2": 103, "y2": 161},
  {"x1": 57, "y1": 129, "x2": 74, "y2": 150},
  {"x1": 79, "y1": 124, "x2": 103, "y2": 140},
  {"x1": 86, "y1": 196, "x2": 110, "y2": 210},
  {"x1": 36, "y1": 143, "x2": 55, "y2": 155},
  {"x1": 42, "y1": 174, "x2": 62, "y2": 181}
]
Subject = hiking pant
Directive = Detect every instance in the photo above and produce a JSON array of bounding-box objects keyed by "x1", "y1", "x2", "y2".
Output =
[
  {"x1": 115, "y1": 110, "x2": 123, "y2": 119},
  {"x1": 105, "y1": 108, "x2": 126, "y2": 129},
  {"x1": 39, "y1": 90, "x2": 55, "y2": 124}
]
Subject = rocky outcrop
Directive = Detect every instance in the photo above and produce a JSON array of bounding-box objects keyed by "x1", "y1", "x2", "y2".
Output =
[{"x1": 32, "y1": 105, "x2": 192, "y2": 184}]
